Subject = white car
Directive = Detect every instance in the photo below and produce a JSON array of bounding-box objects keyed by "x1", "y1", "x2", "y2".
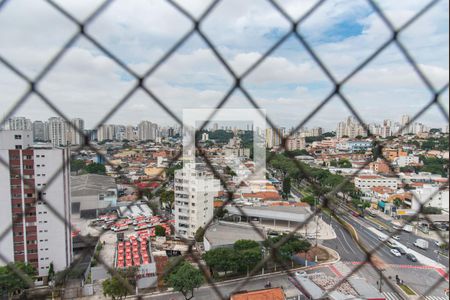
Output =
[
  {"x1": 295, "y1": 271, "x2": 307, "y2": 277},
  {"x1": 393, "y1": 235, "x2": 400, "y2": 241},
  {"x1": 435, "y1": 240, "x2": 444, "y2": 247},
  {"x1": 390, "y1": 249, "x2": 401, "y2": 257}
]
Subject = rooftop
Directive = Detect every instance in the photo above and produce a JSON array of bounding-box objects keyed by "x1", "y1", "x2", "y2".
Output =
[
  {"x1": 71, "y1": 174, "x2": 116, "y2": 197},
  {"x1": 230, "y1": 288, "x2": 285, "y2": 300},
  {"x1": 226, "y1": 206, "x2": 311, "y2": 223},
  {"x1": 205, "y1": 222, "x2": 266, "y2": 248}
]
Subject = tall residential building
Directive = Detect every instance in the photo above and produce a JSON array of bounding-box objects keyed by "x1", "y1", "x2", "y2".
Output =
[
  {"x1": 336, "y1": 117, "x2": 367, "y2": 139},
  {"x1": 0, "y1": 131, "x2": 72, "y2": 279},
  {"x1": 125, "y1": 125, "x2": 137, "y2": 141},
  {"x1": 174, "y1": 163, "x2": 220, "y2": 239},
  {"x1": 97, "y1": 125, "x2": 116, "y2": 142},
  {"x1": 5, "y1": 117, "x2": 32, "y2": 131},
  {"x1": 401, "y1": 115, "x2": 411, "y2": 135},
  {"x1": 32, "y1": 121, "x2": 49, "y2": 142},
  {"x1": 265, "y1": 127, "x2": 284, "y2": 149},
  {"x1": 138, "y1": 121, "x2": 158, "y2": 141},
  {"x1": 48, "y1": 117, "x2": 67, "y2": 147},
  {"x1": 286, "y1": 135, "x2": 306, "y2": 151},
  {"x1": 67, "y1": 118, "x2": 85, "y2": 146}
]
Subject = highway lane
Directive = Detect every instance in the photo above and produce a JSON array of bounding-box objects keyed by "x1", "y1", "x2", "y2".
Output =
[
  {"x1": 339, "y1": 213, "x2": 417, "y2": 266},
  {"x1": 348, "y1": 213, "x2": 449, "y2": 268},
  {"x1": 364, "y1": 215, "x2": 449, "y2": 268},
  {"x1": 322, "y1": 212, "x2": 367, "y2": 262}
]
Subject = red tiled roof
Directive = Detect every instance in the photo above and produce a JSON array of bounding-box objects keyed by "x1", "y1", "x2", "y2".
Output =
[{"x1": 231, "y1": 288, "x2": 285, "y2": 300}]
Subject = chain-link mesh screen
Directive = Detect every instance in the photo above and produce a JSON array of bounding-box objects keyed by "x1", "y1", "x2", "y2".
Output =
[{"x1": 0, "y1": 0, "x2": 448, "y2": 299}]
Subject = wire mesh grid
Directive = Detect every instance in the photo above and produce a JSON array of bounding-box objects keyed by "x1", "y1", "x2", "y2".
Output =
[{"x1": 0, "y1": 0, "x2": 448, "y2": 299}]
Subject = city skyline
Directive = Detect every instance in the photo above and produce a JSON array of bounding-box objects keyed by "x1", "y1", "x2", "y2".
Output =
[{"x1": 3, "y1": 114, "x2": 448, "y2": 133}]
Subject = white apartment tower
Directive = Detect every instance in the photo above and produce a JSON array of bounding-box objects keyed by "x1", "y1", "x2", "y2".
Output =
[
  {"x1": 5, "y1": 117, "x2": 32, "y2": 131},
  {"x1": 97, "y1": 124, "x2": 116, "y2": 142},
  {"x1": 0, "y1": 131, "x2": 72, "y2": 279},
  {"x1": 68, "y1": 118, "x2": 85, "y2": 146},
  {"x1": 32, "y1": 121, "x2": 49, "y2": 142},
  {"x1": 174, "y1": 163, "x2": 220, "y2": 239},
  {"x1": 48, "y1": 117, "x2": 67, "y2": 147},
  {"x1": 138, "y1": 121, "x2": 158, "y2": 141}
]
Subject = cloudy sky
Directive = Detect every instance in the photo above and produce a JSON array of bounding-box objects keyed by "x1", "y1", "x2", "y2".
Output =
[{"x1": 0, "y1": 0, "x2": 448, "y2": 131}]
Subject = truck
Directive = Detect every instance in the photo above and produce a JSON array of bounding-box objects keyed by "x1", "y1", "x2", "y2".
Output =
[{"x1": 414, "y1": 239, "x2": 429, "y2": 250}]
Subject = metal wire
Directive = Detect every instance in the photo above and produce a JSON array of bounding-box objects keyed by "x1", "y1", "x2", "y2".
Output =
[{"x1": 0, "y1": 0, "x2": 448, "y2": 299}]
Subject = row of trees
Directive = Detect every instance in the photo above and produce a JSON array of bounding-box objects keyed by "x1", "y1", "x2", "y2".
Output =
[
  {"x1": 400, "y1": 156, "x2": 449, "y2": 177},
  {"x1": 203, "y1": 238, "x2": 311, "y2": 278},
  {"x1": 203, "y1": 240, "x2": 262, "y2": 277},
  {"x1": 270, "y1": 152, "x2": 358, "y2": 201},
  {"x1": 70, "y1": 159, "x2": 107, "y2": 175}
]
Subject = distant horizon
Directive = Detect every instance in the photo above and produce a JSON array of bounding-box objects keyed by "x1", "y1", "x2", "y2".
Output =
[{"x1": 3, "y1": 114, "x2": 448, "y2": 133}]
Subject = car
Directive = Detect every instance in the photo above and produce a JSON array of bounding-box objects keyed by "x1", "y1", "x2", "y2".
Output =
[
  {"x1": 435, "y1": 240, "x2": 444, "y2": 247},
  {"x1": 394, "y1": 247, "x2": 406, "y2": 255},
  {"x1": 406, "y1": 253, "x2": 418, "y2": 262},
  {"x1": 393, "y1": 235, "x2": 400, "y2": 241},
  {"x1": 378, "y1": 235, "x2": 388, "y2": 242},
  {"x1": 295, "y1": 271, "x2": 307, "y2": 277},
  {"x1": 390, "y1": 249, "x2": 401, "y2": 257}
]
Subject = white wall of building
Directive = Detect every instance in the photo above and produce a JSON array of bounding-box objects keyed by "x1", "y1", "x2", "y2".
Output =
[
  {"x1": 0, "y1": 130, "x2": 33, "y2": 149},
  {"x1": 355, "y1": 176, "x2": 399, "y2": 191},
  {"x1": 174, "y1": 164, "x2": 220, "y2": 239},
  {"x1": 0, "y1": 150, "x2": 15, "y2": 265},
  {"x1": 34, "y1": 148, "x2": 72, "y2": 276},
  {"x1": 412, "y1": 185, "x2": 449, "y2": 213}
]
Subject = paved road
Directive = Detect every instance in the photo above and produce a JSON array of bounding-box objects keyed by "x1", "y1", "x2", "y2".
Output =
[
  {"x1": 364, "y1": 214, "x2": 449, "y2": 268},
  {"x1": 141, "y1": 273, "x2": 298, "y2": 300},
  {"x1": 331, "y1": 211, "x2": 449, "y2": 297}
]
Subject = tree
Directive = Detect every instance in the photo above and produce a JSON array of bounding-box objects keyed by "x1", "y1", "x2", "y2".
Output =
[
  {"x1": 233, "y1": 240, "x2": 260, "y2": 252},
  {"x1": 195, "y1": 227, "x2": 205, "y2": 243},
  {"x1": 393, "y1": 198, "x2": 402, "y2": 208},
  {"x1": 0, "y1": 262, "x2": 36, "y2": 298},
  {"x1": 214, "y1": 206, "x2": 228, "y2": 219},
  {"x1": 155, "y1": 225, "x2": 166, "y2": 237},
  {"x1": 102, "y1": 268, "x2": 138, "y2": 300},
  {"x1": 264, "y1": 235, "x2": 311, "y2": 261},
  {"x1": 168, "y1": 262, "x2": 204, "y2": 300},
  {"x1": 203, "y1": 248, "x2": 238, "y2": 276},
  {"x1": 338, "y1": 159, "x2": 352, "y2": 168},
  {"x1": 302, "y1": 195, "x2": 315, "y2": 206},
  {"x1": 70, "y1": 159, "x2": 85, "y2": 174},
  {"x1": 84, "y1": 163, "x2": 106, "y2": 175},
  {"x1": 47, "y1": 262, "x2": 55, "y2": 283},
  {"x1": 282, "y1": 177, "x2": 291, "y2": 199},
  {"x1": 233, "y1": 240, "x2": 261, "y2": 275}
]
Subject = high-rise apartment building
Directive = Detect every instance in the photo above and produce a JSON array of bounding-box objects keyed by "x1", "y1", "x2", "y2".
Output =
[
  {"x1": 48, "y1": 117, "x2": 67, "y2": 147},
  {"x1": 265, "y1": 127, "x2": 284, "y2": 149},
  {"x1": 174, "y1": 163, "x2": 220, "y2": 239},
  {"x1": 32, "y1": 121, "x2": 49, "y2": 142},
  {"x1": 0, "y1": 131, "x2": 72, "y2": 279},
  {"x1": 67, "y1": 118, "x2": 85, "y2": 146},
  {"x1": 336, "y1": 117, "x2": 367, "y2": 139},
  {"x1": 125, "y1": 125, "x2": 137, "y2": 141},
  {"x1": 401, "y1": 115, "x2": 411, "y2": 135},
  {"x1": 286, "y1": 135, "x2": 306, "y2": 151},
  {"x1": 138, "y1": 121, "x2": 158, "y2": 141},
  {"x1": 5, "y1": 117, "x2": 32, "y2": 131},
  {"x1": 97, "y1": 125, "x2": 116, "y2": 142}
]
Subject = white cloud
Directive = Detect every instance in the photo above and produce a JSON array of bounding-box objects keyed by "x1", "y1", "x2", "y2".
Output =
[{"x1": 0, "y1": 0, "x2": 447, "y2": 130}]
